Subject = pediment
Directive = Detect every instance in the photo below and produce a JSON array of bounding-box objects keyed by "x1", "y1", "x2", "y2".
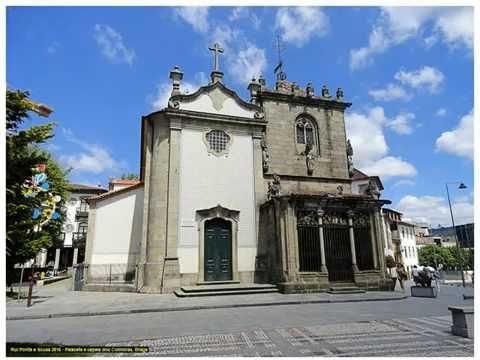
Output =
[{"x1": 170, "y1": 82, "x2": 261, "y2": 119}]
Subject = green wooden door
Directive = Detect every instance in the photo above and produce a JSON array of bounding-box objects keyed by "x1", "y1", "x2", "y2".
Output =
[{"x1": 204, "y1": 218, "x2": 232, "y2": 282}]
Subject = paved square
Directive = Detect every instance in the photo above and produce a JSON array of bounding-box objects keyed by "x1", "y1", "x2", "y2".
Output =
[{"x1": 106, "y1": 315, "x2": 473, "y2": 357}]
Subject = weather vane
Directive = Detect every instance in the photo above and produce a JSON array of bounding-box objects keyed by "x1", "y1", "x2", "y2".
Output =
[{"x1": 273, "y1": 32, "x2": 287, "y2": 81}]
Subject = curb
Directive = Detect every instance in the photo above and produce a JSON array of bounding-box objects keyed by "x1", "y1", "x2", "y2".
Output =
[{"x1": 6, "y1": 295, "x2": 408, "y2": 321}]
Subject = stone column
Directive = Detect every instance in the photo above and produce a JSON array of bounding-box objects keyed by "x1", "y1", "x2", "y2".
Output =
[
  {"x1": 54, "y1": 248, "x2": 61, "y2": 274},
  {"x1": 317, "y1": 209, "x2": 328, "y2": 273},
  {"x1": 347, "y1": 210, "x2": 359, "y2": 272},
  {"x1": 72, "y1": 248, "x2": 79, "y2": 266},
  {"x1": 374, "y1": 209, "x2": 386, "y2": 273},
  {"x1": 252, "y1": 132, "x2": 265, "y2": 248},
  {"x1": 162, "y1": 119, "x2": 182, "y2": 292},
  {"x1": 369, "y1": 213, "x2": 378, "y2": 269}
]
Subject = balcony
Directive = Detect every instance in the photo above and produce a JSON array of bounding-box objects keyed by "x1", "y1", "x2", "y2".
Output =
[{"x1": 75, "y1": 210, "x2": 88, "y2": 220}]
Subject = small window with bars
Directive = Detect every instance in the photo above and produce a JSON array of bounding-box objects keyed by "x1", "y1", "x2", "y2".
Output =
[{"x1": 205, "y1": 130, "x2": 231, "y2": 154}]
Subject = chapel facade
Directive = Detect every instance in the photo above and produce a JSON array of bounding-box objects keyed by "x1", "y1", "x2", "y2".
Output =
[{"x1": 85, "y1": 45, "x2": 392, "y2": 293}]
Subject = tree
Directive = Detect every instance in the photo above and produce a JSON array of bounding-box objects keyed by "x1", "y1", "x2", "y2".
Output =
[
  {"x1": 120, "y1": 173, "x2": 139, "y2": 180},
  {"x1": 6, "y1": 89, "x2": 69, "y2": 285}
]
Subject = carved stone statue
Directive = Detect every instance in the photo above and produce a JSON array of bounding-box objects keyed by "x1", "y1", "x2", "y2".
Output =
[
  {"x1": 168, "y1": 99, "x2": 180, "y2": 109},
  {"x1": 306, "y1": 82, "x2": 314, "y2": 97},
  {"x1": 267, "y1": 174, "x2": 281, "y2": 200},
  {"x1": 365, "y1": 179, "x2": 380, "y2": 199},
  {"x1": 336, "y1": 87, "x2": 344, "y2": 100},
  {"x1": 321, "y1": 85, "x2": 331, "y2": 98},
  {"x1": 346, "y1": 139, "x2": 354, "y2": 177},
  {"x1": 337, "y1": 185, "x2": 344, "y2": 195},
  {"x1": 260, "y1": 136, "x2": 270, "y2": 173},
  {"x1": 304, "y1": 143, "x2": 315, "y2": 175}
]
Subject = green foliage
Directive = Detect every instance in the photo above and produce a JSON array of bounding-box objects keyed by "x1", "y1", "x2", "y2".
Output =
[
  {"x1": 385, "y1": 255, "x2": 396, "y2": 269},
  {"x1": 418, "y1": 244, "x2": 472, "y2": 270},
  {"x1": 120, "y1": 173, "x2": 139, "y2": 180},
  {"x1": 6, "y1": 89, "x2": 69, "y2": 285}
]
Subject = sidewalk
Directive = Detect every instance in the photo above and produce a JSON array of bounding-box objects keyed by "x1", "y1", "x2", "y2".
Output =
[{"x1": 6, "y1": 279, "x2": 408, "y2": 321}]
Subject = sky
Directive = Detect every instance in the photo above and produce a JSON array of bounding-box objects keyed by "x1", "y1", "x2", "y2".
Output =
[{"x1": 6, "y1": 6, "x2": 474, "y2": 227}]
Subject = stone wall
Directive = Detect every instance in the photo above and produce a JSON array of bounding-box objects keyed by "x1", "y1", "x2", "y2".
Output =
[{"x1": 262, "y1": 99, "x2": 350, "y2": 182}]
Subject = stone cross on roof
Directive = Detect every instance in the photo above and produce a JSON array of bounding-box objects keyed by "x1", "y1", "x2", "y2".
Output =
[{"x1": 209, "y1": 43, "x2": 224, "y2": 72}]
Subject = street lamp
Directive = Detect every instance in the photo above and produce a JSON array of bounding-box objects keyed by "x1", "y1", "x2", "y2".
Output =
[{"x1": 445, "y1": 181, "x2": 468, "y2": 287}]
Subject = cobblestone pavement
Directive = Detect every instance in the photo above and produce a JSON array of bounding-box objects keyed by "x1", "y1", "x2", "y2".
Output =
[{"x1": 105, "y1": 315, "x2": 473, "y2": 357}]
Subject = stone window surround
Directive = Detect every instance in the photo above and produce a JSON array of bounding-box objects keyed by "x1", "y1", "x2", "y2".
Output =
[
  {"x1": 195, "y1": 204, "x2": 240, "y2": 283},
  {"x1": 294, "y1": 114, "x2": 320, "y2": 156},
  {"x1": 202, "y1": 128, "x2": 233, "y2": 157}
]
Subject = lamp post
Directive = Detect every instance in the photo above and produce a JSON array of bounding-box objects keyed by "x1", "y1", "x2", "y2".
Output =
[{"x1": 445, "y1": 181, "x2": 467, "y2": 287}]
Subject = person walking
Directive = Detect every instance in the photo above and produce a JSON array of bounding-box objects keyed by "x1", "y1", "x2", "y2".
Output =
[
  {"x1": 390, "y1": 264, "x2": 398, "y2": 291},
  {"x1": 412, "y1": 265, "x2": 420, "y2": 285},
  {"x1": 396, "y1": 263, "x2": 406, "y2": 291},
  {"x1": 433, "y1": 268, "x2": 441, "y2": 293}
]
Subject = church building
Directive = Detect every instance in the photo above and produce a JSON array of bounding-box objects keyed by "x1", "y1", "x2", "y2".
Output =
[{"x1": 85, "y1": 44, "x2": 392, "y2": 294}]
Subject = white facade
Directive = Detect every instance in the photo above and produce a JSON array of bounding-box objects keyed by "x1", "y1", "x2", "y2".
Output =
[
  {"x1": 398, "y1": 222, "x2": 419, "y2": 274},
  {"x1": 88, "y1": 186, "x2": 144, "y2": 265},
  {"x1": 178, "y1": 125, "x2": 256, "y2": 275}
]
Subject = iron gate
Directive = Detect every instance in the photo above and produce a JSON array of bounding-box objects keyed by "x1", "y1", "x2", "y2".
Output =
[
  {"x1": 323, "y1": 212, "x2": 353, "y2": 282},
  {"x1": 297, "y1": 210, "x2": 322, "y2": 272},
  {"x1": 354, "y1": 213, "x2": 374, "y2": 270}
]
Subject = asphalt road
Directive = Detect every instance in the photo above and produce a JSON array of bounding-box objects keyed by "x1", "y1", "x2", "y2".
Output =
[{"x1": 6, "y1": 284, "x2": 473, "y2": 357}]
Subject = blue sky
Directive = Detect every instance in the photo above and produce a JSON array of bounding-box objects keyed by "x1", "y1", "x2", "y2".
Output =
[{"x1": 6, "y1": 6, "x2": 474, "y2": 227}]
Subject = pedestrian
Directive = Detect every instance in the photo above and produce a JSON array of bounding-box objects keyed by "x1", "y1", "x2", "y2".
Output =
[
  {"x1": 390, "y1": 264, "x2": 398, "y2": 291},
  {"x1": 396, "y1": 263, "x2": 406, "y2": 291},
  {"x1": 433, "y1": 268, "x2": 441, "y2": 293},
  {"x1": 412, "y1": 265, "x2": 420, "y2": 285}
]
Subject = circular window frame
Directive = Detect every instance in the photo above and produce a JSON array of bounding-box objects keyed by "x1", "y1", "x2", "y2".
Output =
[{"x1": 203, "y1": 129, "x2": 233, "y2": 157}]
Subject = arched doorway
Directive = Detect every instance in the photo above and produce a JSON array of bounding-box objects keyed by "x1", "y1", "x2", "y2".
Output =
[{"x1": 204, "y1": 218, "x2": 232, "y2": 281}]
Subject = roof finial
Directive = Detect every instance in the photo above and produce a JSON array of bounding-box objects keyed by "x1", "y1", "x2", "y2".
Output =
[
  {"x1": 273, "y1": 33, "x2": 287, "y2": 81},
  {"x1": 209, "y1": 43, "x2": 224, "y2": 83},
  {"x1": 209, "y1": 43, "x2": 224, "y2": 72}
]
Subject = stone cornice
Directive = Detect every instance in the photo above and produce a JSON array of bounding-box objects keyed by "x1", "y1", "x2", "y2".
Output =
[
  {"x1": 259, "y1": 90, "x2": 352, "y2": 111},
  {"x1": 170, "y1": 81, "x2": 262, "y2": 113},
  {"x1": 264, "y1": 173, "x2": 352, "y2": 184},
  {"x1": 163, "y1": 108, "x2": 267, "y2": 127}
]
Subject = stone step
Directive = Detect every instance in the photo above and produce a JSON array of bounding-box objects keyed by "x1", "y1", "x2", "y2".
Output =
[
  {"x1": 327, "y1": 284, "x2": 366, "y2": 294},
  {"x1": 174, "y1": 288, "x2": 279, "y2": 298},
  {"x1": 180, "y1": 283, "x2": 278, "y2": 293}
]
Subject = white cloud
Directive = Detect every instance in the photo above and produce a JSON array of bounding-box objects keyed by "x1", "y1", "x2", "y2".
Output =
[
  {"x1": 228, "y1": 7, "x2": 261, "y2": 29},
  {"x1": 435, "y1": 109, "x2": 473, "y2": 160},
  {"x1": 394, "y1": 66, "x2": 444, "y2": 93},
  {"x1": 174, "y1": 7, "x2": 209, "y2": 33},
  {"x1": 172, "y1": 10, "x2": 267, "y2": 85},
  {"x1": 59, "y1": 128, "x2": 125, "y2": 175},
  {"x1": 275, "y1": 7, "x2": 329, "y2": 47},
  {"x1": 397, "y1": 194, "x2": 473, "y2": 227},
  {"x1": 150, "y1": 72, "x2": 207, "y2": 111},
  {"x1": 350, "y1": 26, "x2": 390, "y2": 70},
  {"x1": 229, "y1": 44, "x2": 267, "y2": 84},
  {"x1": 345, "y1": 107, "x2": 417, "y2": 180},
  {"x1": 368, "y1": 83, "x2": 412, "y2": 102},
  {"x1": 93, "y1": 24, "x2": 135, "y2": 65},
  {"x1": 349, "y1": 7, "x2": 472, "y2": 70},
  {"x1": 434, "y1": 7, "x2": 473, "y2": 50},
  {"x1": 387, "y1": 113, "x2": 415, "y2": 135},
  {"x1": 393, "y1": 179, "x2": 415, "y2": 187},
  {"x1": 207, "y1": 24, "x2": 267, "y2": 84},
  {"x1": 361, "y1": 156, "x2": 417, "y2": 180},
  {"x1": 436, "y1": 108, "x2": 447, "y2": 117}
]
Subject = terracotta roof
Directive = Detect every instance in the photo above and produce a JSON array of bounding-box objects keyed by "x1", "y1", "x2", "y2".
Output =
[
  {"x1": 87, "y1": 182, "x2": 144, "y2": 203},
  {"x1": 68, "y1": 183, "x2": 108, "y2": 193},
  {"x1": 109, "y1": 179, "x2": 140, "y2": 185}
]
